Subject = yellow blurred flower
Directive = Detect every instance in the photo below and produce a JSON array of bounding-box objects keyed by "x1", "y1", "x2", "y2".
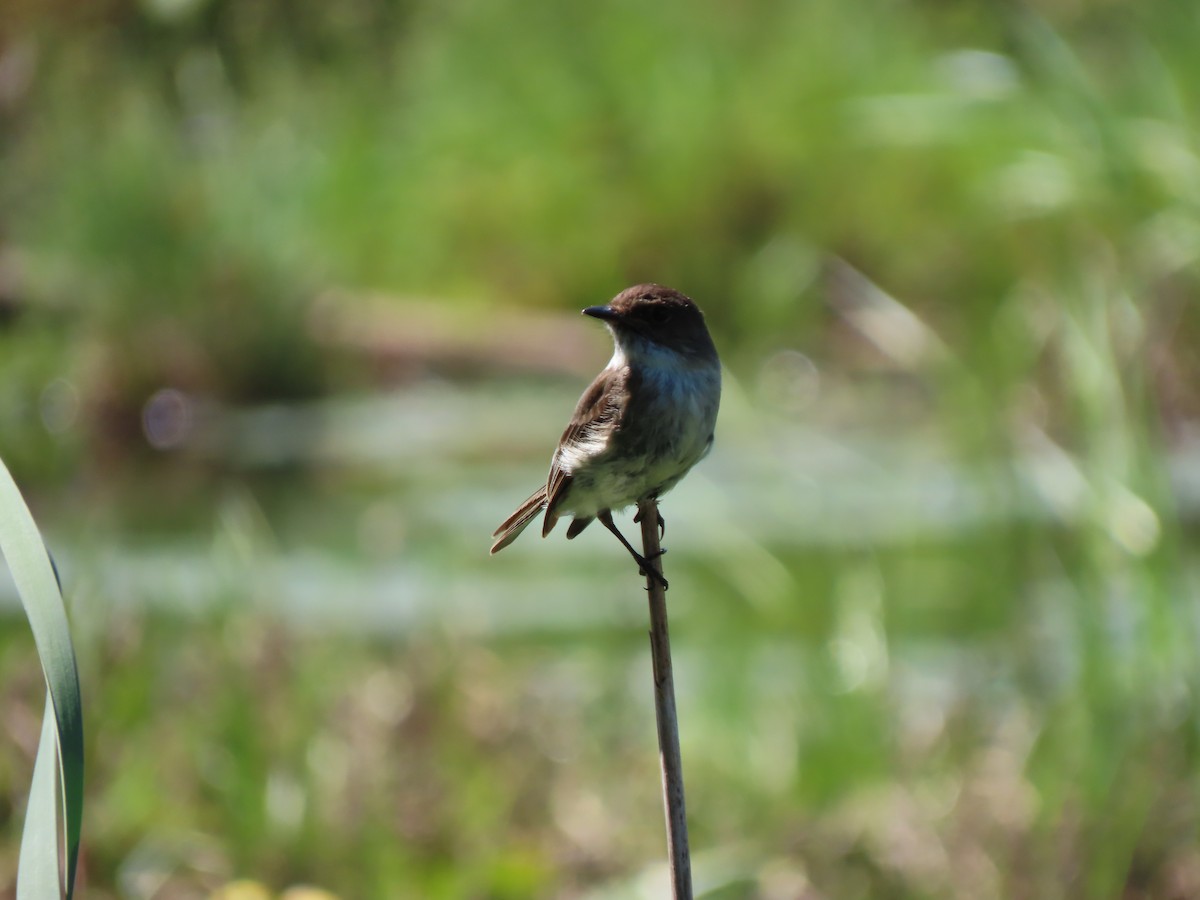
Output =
[{"x1": 209, "y1": 881, "x2": 272, "y2": 900}]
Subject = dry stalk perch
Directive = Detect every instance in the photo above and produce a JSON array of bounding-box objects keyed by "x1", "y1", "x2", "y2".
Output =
[{"x1": 636, "y1": 496, "x2": 692, "y2": 899}]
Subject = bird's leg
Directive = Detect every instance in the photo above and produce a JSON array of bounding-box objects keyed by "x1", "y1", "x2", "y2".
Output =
[
  {"x1": 598, "y1": 510, "x2": 669, "y2": 589},
  {"x1": 633, "y1": 504, "x2": 666, "y2": 539}
]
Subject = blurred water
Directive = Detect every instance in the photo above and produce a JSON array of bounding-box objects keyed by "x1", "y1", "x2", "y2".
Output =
[{"x1": 3, "y1": 382, "x2": 1197, "y2": 635}]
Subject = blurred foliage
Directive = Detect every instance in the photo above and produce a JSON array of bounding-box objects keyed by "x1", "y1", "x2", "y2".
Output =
[
  {"x1": 1, "y1": 0, "x2": 1200, "y2": 897},
  {"x1": 3, "y1": 0, "x2": 1200, "y2": 412}
]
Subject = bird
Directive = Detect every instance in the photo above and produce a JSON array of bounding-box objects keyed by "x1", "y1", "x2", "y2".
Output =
[{"x1": 490, "y1": 284, "x2": 721, "y2": 588}]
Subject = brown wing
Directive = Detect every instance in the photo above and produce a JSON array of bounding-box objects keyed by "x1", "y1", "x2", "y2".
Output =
[{"x1": 542, "y1": 365, "x2": 628, "y2": 534}]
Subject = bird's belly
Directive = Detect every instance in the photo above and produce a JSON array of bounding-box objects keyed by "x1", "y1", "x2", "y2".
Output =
[
  {"x1": 565, "y1": 458, "x2": 684, "y2": 516},
  {"x1": 562, "y1": 381, "x2": 717, "y2": 517}
]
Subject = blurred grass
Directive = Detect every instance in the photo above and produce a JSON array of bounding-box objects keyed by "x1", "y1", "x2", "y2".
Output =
[{"x1": 2, "y1": 0, "x2": 1200, "y2": 897}]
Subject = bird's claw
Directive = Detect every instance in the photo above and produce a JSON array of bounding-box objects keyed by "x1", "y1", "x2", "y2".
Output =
[
  {"x1": 637, "y1": 548, "x2": 669, "y2": 589},
  {"x1": 640, "y1": 570, "x2": 669, "y2": 590},
  {"x1": 633, "y1": 508, "x2": 667, "y2": 539}
]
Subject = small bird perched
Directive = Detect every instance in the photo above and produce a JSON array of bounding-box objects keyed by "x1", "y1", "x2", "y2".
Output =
[{"x1": 490, "y1": 284, "x2": 721, "y2": 588}]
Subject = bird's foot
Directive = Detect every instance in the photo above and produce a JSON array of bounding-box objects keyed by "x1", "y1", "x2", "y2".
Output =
[
  {"x1": 636, "y1": 548, "x2": 669, "y2": 589},
  {"x1": 597, "y1": 509, "x2": 668, "y2": 590},
  {"x1": 633, "y1": 508, "x2": 666, "y2": 539}
]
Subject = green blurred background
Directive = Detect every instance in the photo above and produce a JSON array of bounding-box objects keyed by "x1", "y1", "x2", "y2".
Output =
[{"x1": 3, "y1": 0, "x2": 1200, "y2": 897}]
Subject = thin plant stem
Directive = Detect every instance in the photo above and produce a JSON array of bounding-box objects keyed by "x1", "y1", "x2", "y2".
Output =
[{"x1": 636, "y1": 497, "x2": 692, "y2": 900}]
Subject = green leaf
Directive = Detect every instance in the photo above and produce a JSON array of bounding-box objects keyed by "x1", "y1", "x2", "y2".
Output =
[
  {"x1": 19, "y1": 704, "x2": 64, "y2": 899},
  {"x1": 0, "y1": 457, "x2": 84, "y2": 899}
]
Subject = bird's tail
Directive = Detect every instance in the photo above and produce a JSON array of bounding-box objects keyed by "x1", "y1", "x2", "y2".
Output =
[{"x1": 490, "y1": 485, "x2": 548, "y2": 554}]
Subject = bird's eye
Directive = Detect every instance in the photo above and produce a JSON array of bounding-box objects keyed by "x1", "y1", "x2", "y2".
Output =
[{"x1": 643, "y1": 306, "x2": 671, "y2": 324}]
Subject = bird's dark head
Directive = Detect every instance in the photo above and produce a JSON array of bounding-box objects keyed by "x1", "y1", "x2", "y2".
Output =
[{"x1": 583, "y1": 284, "x2": 717, "y2": 362}]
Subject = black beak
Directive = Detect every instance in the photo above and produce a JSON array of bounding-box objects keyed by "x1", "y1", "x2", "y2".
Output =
[{"x1": 583, "y1": 305, "x2": 620, "y2": 322}]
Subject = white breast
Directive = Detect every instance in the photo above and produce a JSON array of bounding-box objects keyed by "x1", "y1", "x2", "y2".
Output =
[{"x1": 558, "y1": 337, "x2": 721, "y2": 517}]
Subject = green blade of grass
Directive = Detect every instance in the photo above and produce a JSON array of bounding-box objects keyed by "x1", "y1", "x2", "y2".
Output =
[
  {"x1": 0, "y1": 457, "x2": 84, "y2": 899},
  {"x1": 19, "y1": 703, "x2": 65, "y2": 899}
]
